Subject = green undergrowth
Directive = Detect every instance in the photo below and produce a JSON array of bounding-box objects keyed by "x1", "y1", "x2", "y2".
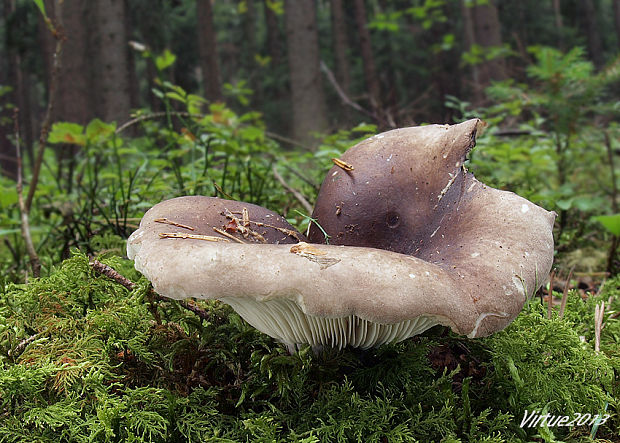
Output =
[{"x1": 0, "y1": 253, "x2": 618, "y2": 442}]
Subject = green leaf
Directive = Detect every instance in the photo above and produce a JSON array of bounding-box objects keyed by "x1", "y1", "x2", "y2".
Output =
[
  {"x1": 155, "y1": 49, "x2": 176, "y2": 71},
  {"x1": 48, "y1": 122, "x2": 86, "y2": 146},
  {"x1": 555, "y1": 199, "x2": 573, "y2": 211},
  {"x1": 265, "y1": 0, "x2": 283, "y2": 15},
  {"x1": 86, "y1": 119, "x2": 116, "y2": 143},
  {"x1": 32, "y1": 0, "x2": 47, "y2": 18},
  {"x1": 0, "y1": 186, "x2": 17, "y2": 207},
  {"x1": 165, "y1": 92, "x2": 186, "y2": 103},
  {"x1": 593, "y1": 214, "x2": 620, "y2": 236}
]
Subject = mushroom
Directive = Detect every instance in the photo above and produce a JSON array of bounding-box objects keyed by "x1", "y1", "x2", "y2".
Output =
[{"x1": 128, "y1": 120, "x2": 555, "y2": 350}]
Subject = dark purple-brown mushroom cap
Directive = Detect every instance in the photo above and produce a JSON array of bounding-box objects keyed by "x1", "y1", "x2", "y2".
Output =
[{"x1": 309, "y1": 119, "x2": 556, "y2": 336}]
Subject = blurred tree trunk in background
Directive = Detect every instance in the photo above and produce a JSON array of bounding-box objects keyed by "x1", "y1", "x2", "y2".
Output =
[
  {"x1": 613, "y1": 0, "x2": 620, "y2": 48},
  {"x1": 43, "y1": 0, "x2": 93, "y2": 125},
  {"x1": 2, "y1": 0, "x2": 35, "y2": 180},
  {"x1": 197, "y1": 0, "x2": 222, "y2": 102},
  {"x1": 461, "y1": 0, "x2": 506, "y2": 105},
  {"x1": 1, "y1": 0, "x2": 16, "y2": 179},
  {"x1": 285, "y1": 0, "x2": 327, "y2": 146},
  {"x1": 41, "y1": 0, "x2": 92, "y2": 193},
  {"x1": 330, "y1": 0, "x2": 352, "y2": 124},
  {"x1": 579, "y1": 0, "x2": 603, "y2": 68},
  {"x1": 331, "y1": 0, "x2": 351, "y2": 96},
  {"x1": 353, "y1": 0, "x2": 382, "y2": 117},
  {"x1": 551, "y1": 0, "x2": 564, "y2": 49},
  {"x1": 429, "y1": 3, "x2": 462, "y2": 123},
  {"x1": 615, "y1": 0, "x2": 620, "y2": 48},
  {"x1": 264, "y1": 0, "x2": 282, "y2": 67},
  {"x1": 124, "y1": 0, "x2": 139, "y2": 112},
  {"x1": 92, "y1": 0, "x2": 131, "y2": 124},
  {"x1": 241, "y1": 0, "x2": 258, "y2": 105}
]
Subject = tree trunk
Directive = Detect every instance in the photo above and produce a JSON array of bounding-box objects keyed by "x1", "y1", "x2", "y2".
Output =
[
  {"x1": 284, "y1": 0, "x2": 328, "y2": 146},
  {"x1": 429, "y1": 3, "x2": 462, "y2": 123},
  {"x1": 330, "y1": 0, "x2": 353, "y2": 124},
  {"x1": 264, "y1": 0, "x2": 282, "y2": 67},
  {"x1": 462, "y1": 0, "x2": 506, "y2": 104},
  {"x1": 551, "y1": 0, "x2": 564, "y2": 49},
  {"x1": 197, "y1": 0, "x2": 223, "y2": 102},
  {"x1": 460, "y1": 0, "x2": 479, "y2": 97},
  {"x1": 46, "y1": 0, "x2": 93, "y2": 125},
  {"x1": 353, "y1": 0, "x2": 381, "y2": 113},
  {"x1": 614, "y1": 0, "x2": 620, "y2": 48},
  {"x1": 331, "y1": 0, "x2": 351, "y2": 95},
  {"x1": 0, "y1": 0, "x2": 16, "y2": 179},
  {"x1": 92, "y1": 0, "x2": 131, "y2": 124},
  {"x1": 125, "y1": 0, "x2": 140, "y2": 112},
  {"x1": 40, "y1": 0, "x2": 93, "y2": 194},
  {"x1": 579, "y1": 0, "x2": 604, "y2": 67}
]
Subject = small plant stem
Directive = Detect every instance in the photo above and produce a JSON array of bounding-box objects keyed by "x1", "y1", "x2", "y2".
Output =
[
  {"x1": 547, "y1": 270, "x2": 555, "y2": 319},
  {"x1": 558, "y1": 267, "x2": 574, "y2": 318},
  {"x1": 594, "y1": 301, "x2": 604, "y2": 353},
  {"x1": 604, "y1": 131, "x2": 618, "y2": 213},
  {"x1": 14, "y1": 109, "x2": 41, "y2": 278},
  {"x1": 272, "y1": 165, "x2": 314, "y2": 214},
  {"x1": 89, "y1": 259, "x2": 211, "y2": 322},
  {"x1": 604, "y1": 131, "x2": 618, "y2": 275},
  {"x1": 25, "y1": 22, "x2": 64, "y2": 213}
]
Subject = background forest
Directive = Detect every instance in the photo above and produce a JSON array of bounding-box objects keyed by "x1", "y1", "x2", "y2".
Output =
[{"x1": 0, "y1": 0, "x2": 620, "y2": 442}]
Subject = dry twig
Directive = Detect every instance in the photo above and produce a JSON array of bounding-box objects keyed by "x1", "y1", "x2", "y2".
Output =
[
  {"x1": 272, "y1": 165, "x2": 314, "y2": 214},
  {"x1": 159, "y1": 232, "x2": 229, "y2": 242},
  {"x1": 89, "y1": 259, "x2": 211, "y2": 322},
  {"x1": 9, "y1": 333, "x2": 41, "y2": 358},
  {"x1": 213, "y1": 227, "x2": 246, "y2": 243},
  {"x1": 154, "y1": 218, "x2": 195, "y2": 230},
  {"x1": 594, "y1": 301, "x2": 605, "y2": 353},
  {"x1": 331, "y1": 158, "x2": 354, "y2": 172},
  {"x1": 320, "y1": 60, "x2": 380, "y2": 123}
]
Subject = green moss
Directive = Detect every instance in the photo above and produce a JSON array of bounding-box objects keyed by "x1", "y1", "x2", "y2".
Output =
[{"x1": 0, "y1": 254, "x2": 618, "y2": 442}]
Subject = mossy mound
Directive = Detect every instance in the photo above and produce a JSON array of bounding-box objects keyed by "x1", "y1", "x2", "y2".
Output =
[{"x1": 0, "y1": 253, "x2": 618, "y2": 442}]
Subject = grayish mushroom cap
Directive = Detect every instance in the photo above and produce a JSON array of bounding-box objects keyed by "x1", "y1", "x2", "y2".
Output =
[{"x1": 128, "y1": 120, "x2": 555, "y2": 349}]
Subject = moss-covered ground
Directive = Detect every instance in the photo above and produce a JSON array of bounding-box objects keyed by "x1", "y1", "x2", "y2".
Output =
[{"x1": 0, "y1": 253, "x2": 618, "y2": 442}]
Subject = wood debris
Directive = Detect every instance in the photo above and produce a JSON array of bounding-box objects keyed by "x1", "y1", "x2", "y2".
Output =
[
  {"x1": 332, "y1": 158, "x2": 354, "y2": 171},
  {"x1": 159, "y1": 232, "x2": 229, "y2": 242},
  {"x1": 252, "y1": 221, "x2": 305, "y2": 242},
  {"x1": 213, "y1": 227, "x2": 246, "y2": 243},
  {"x1": 223, "y1": 208, "x2": 267, "y2": 243},
  {"x1": 290, "y1": 242, "x2": 340, "y2": 270},
  {"x1": 154, "y1": 218, "x2": 195, "y2": 230}
]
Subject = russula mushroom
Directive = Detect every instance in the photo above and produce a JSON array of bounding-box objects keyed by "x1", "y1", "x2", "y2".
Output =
[{"x1": 128, "y1": 119, "x2": 555, "y2": 350}]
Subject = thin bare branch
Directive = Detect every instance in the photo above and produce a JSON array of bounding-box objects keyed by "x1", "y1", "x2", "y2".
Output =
[
  {"x1": 594, "y1": 301, "x2": 605, "y2": 353},
  {"x1": 115, "y1": 111, "x2": 201, "y2": 134},
  {"x1": 8, "y1": 333, "x2": 41, "y2": 358},
  {"x1": 14, "y1": 109, "x2": 41, "y2": 277},
  {"x1": 272, "y1": 165, "x2": 314, "y2": 214},
  {"x1": 89, "y1": 259, "x2": 212, "y2": 321},
  {"x1": 25, "y1": 22, "x2": 65, "y2": 213},
  {"x1": 320, "y1": 60, "x2": 379, "y2": 122}
]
